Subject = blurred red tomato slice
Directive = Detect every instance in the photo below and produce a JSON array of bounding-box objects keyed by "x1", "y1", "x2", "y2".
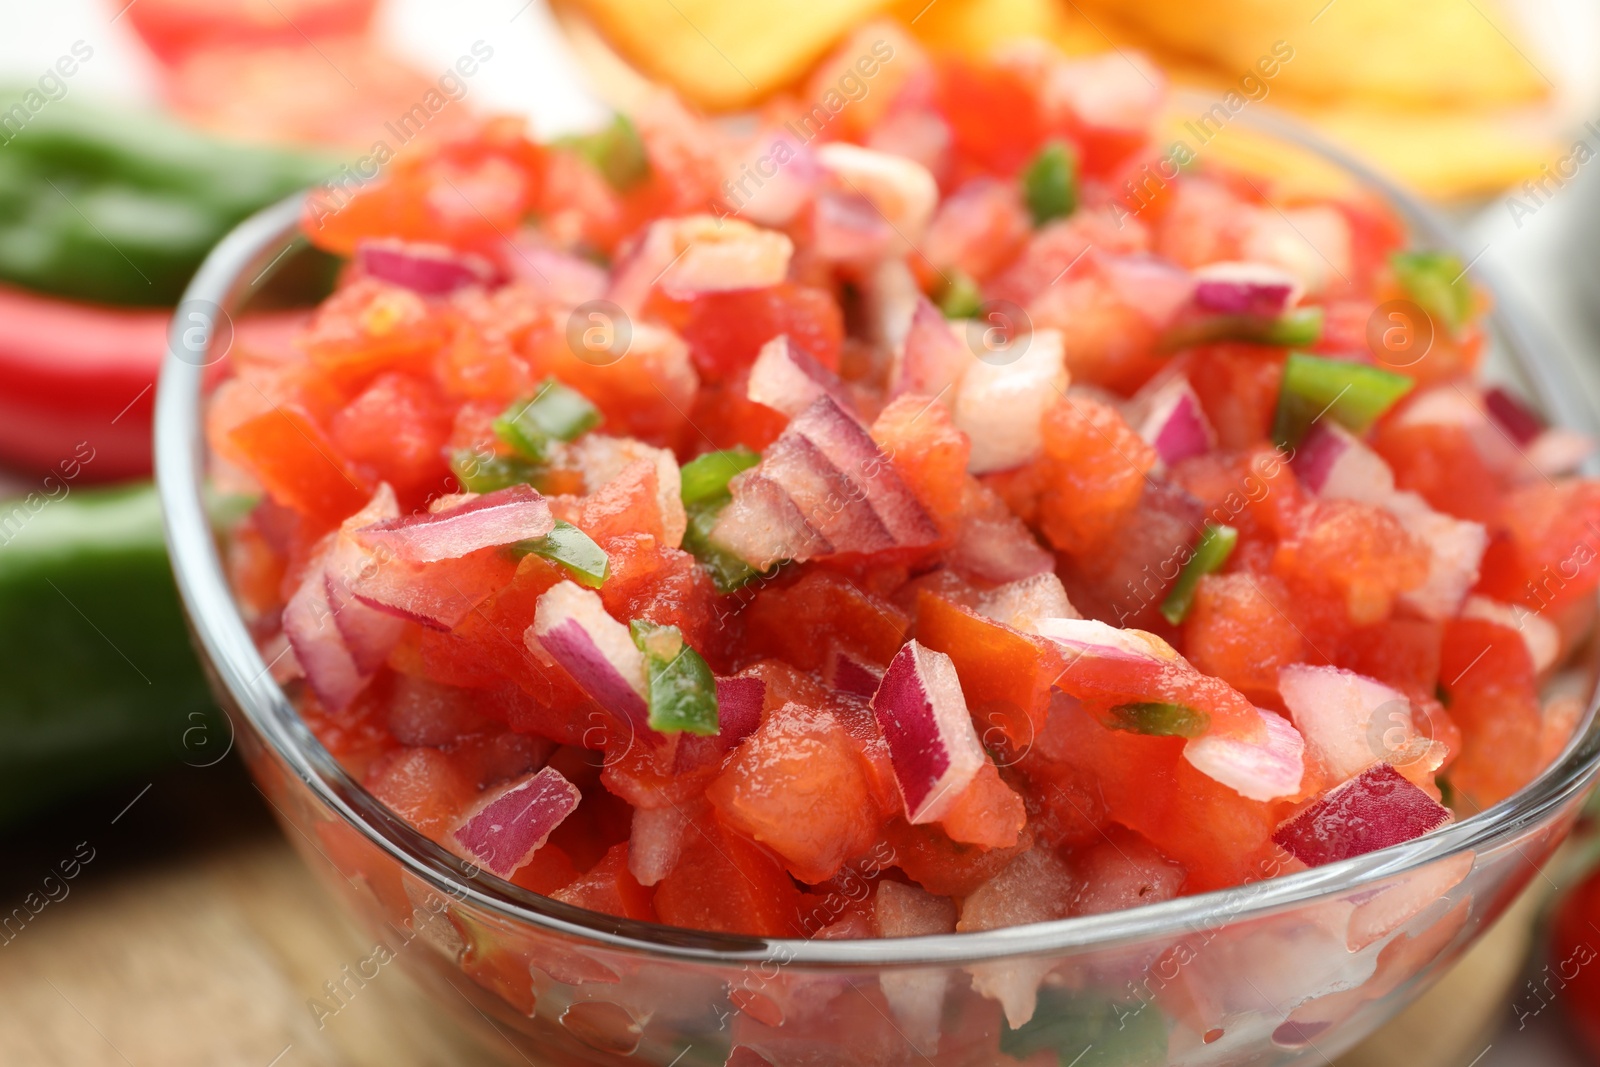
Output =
[{"x1": 126, "y1": 0, "x2": 379, "y2": 66}]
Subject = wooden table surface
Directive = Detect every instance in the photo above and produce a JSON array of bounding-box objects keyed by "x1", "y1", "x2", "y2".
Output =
[{"x1": 0, "y1": 759, "x2": 1571, "y2": 1067}]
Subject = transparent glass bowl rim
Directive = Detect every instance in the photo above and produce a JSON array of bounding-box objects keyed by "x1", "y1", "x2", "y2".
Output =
[{"x1": 156, "y1": 103, "x2": 1600, "y2": 969}]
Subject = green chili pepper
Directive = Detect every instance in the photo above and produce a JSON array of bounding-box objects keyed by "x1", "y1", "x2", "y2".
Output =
[
  {"x1": 449, "y1": 449, "x2": 543, "y2": 494},
  {"x1": 494, "y1": 378, "x2": 603, "y2": 463},
  {"x1": 556, "y1": 114, "x2": 650, "y2": 192},
  {"x1": 1271, "y1": 351, "x2": 1414, "y2": 448},
  {"x1": 629, "y1": 619, "x2": 719, "y2": 736},
  {"x1": 1160, "y1": 523, "x2": 1239, "y2": 625},
  {"x1": 938, "y1": 270, "x2": 984, "y2": 320},
  {"x1": 0, "y1": 95, "x2": 338, "y2": 306},
  {"x1": 1106, "y1": 701, "x2": 1211, "y2": 739},
  {"x1": 514, "y1": 519, "x2": 609, "y2": 588},
  {"x1": 679, "y1": 447, "x2": 760, "y2": 507},
  {"x1": 1022, "y1": 141, "x2": 1077, "y2": 227},
  {"x1": 0, "y1": 482, "x2": 217, "y2": 825},
  {"x1": 1391, "y1": 250, "x2": 1473, "y2": 333},
  {"x1": 1163, "y1": 306, "x2": 1324, "y2": 350}
]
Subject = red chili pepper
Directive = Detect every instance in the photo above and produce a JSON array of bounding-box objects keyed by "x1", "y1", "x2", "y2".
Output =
[
  {"x1": 0, "y1": 285, "x2": 168, "y2": 482},
  {"x1": 126, "y1": 0, "x2": 379, "y2": 66},
  {"x1": 1549, "y1": 857, "x2": 1600, "y2": 1057},
  {"x1": 0, "y1": 283, "x2": 305, "y2": 482}
]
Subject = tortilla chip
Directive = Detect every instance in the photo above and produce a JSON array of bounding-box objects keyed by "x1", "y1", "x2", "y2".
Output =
[
  {"x1": 891, "y1": 0, "x2": 1101, "y2": 57},
  {"x1": 1077, "y1": 0, "x2": 1549, "y2": 109},
  {"x1": 558, "y1": 0, "x2": 890, "y2": 110}
]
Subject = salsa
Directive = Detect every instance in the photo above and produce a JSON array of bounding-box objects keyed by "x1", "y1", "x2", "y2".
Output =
[{"x1": 210, "y1": 24, "x2": 1598, "y2": 956}]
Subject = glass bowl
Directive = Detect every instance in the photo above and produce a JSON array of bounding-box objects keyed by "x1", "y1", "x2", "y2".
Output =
[{"x1": 156, "y1": 109, "x2": 1600, "y2": 1067}]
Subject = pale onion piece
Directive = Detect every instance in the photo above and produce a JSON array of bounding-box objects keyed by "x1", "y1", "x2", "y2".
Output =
[
  {"x1": 954, "y1": 327, "x2": 1068, "y2": 474},
  {"x1": 811, "y1": 190, "x2": 897, "y2": 262},
  {"x1": 354, "y1": 484, "x2": 554, "y2": 563},
  {"x1": 451, "y1": 767, "x2": 581, "y2": 879},
  {"x1": 1278, "y1": 664, "x2": 1446, "y2": 782},
  {"x1": 609, "y1": 215, "x2": 793, "y2": 311},
  {"x1": 958, "y1": 846, "x2": 1076, "y2": 1028},
  {"x1": 889, "y1": 297, "x2": 970, "y2": 402},
  {"x1": 628, "y1": 804, "x2": 691, "y2": 887},
  {"x1": 948, "y1": 508, "x2": 1056, "y2": 584},
  {"x1": 1182, "y1": 708, "x2": 1306, "y2": 802},
  {"x1": 283, "y1": 559, "x2": 366, "y2": 712},
  {"x1": 870, "y1": 641, "x2": 986, "y2": 824},
  {"x1": 1044, "y1": 51, "x2": 1165, "y2": 134},
  {"x1": 1387, "y1": 491, "x2": 1487, "y2": 620},
  {"x1": 1097, "y1": 253, "x2": 1196, "y2": 330},
  {"x1": 324, "y1": 484, "x2": 405, "y2": 673},
  {"x1": 506, "y1": 245, "x2": 608, "y2": 306},
  {"x1": 1461, "y1": 595, "x2": 1561, "y2": 673},
  {"x1": 724, "y1": 131, "x2": 818, "y2": 227},
  {"x1": 357, "y1": 238, "x2": 498, "y2": 294},
  {"x1": 567, "y1": 434, "x2": 687, "y2": 549},
  {"x1": 863, "y1": 256, "x2": 921, "y2": 353},
  {"x1": 1293, "y1": 421, "x2": 1395, "y2": 502},
  {"x1": 1526, "y1": 427, "x2": 1595, "y2": 478},
  {"x1": 1134, "y1": 374, "x2": 1214, "y2": 468},
  {"x1": 975, "y1": 572, "x2": 1080, "y2": 633},
  {"x1": 875, "y1": 881, "x2": 957, "y2": 1053},
  {"x1": 1034, "y1": 616, "x2": 1178, "y2": 664},
  {"x1": 1239, "y1": 205, "x2": 1351, "y2": 296},
  {"x1": 1345, "y1": 851, "x2": 1475, "y2": 951},
  {"x1": 530, "y1": 581, "x2": 649, "y2": 729},
  {"x1": 747, "y1": 335, "x2": 849, "y2": 418},
  {"x1": 815, "y1": 142, "x2": 939, "y2": 244},
  {"x1": 706, "y1": 469, "x2": 833, "y2": 569},
  {"x1": 1191, "y1": 260, "x2": 1303, "y2": 317}
]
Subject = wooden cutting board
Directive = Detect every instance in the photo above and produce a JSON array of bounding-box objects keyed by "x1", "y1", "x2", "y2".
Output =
[{"x1": 0, "y1": 761, "x2": 1557, "y2": 1066}]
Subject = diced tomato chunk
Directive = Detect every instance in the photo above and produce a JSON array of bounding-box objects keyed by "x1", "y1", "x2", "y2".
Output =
[
  {"x1": 654, "y1": 820, "x2": 804, "y2": 937},
  {"x1": 673, "y1": 284, "x2": 842, "y2": 384},
  {"x1": 227, "y1": 404, "x2": 371, "y2": 529},
  {"x1": 551, "y1": 842, "x2": 656, "y2": 921}
]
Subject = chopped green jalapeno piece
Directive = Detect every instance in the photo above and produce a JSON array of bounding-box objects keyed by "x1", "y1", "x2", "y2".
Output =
[
  {"x1": 629, "y1": 620, "x2": 720, "y2": 736},
  {"x1": 449, "y1": 449, "x2": 542, "y2": 493},
  {"x1": 1022, "y1": 141, "x2": 1077, "y2": 227},
  {"x1": 1160, "y1": 523, "x2": 1239, "y2": 625},
  {"x1": 1271, "y1": 351, "x2": 1413, "y2": 448},
  {"x1": 679, "y1": 447, "x2": 760, "y2": 507},
  {"x1": 1391, "y1": 250, "x2": 1473, "y2": 332},
  {"x1": 938, "y1": 270, "x2": 984, "y2": 320},
  {"x1": 494, "y1": 378, "x2": 603, "y2": 462},
  {"x1": 557, "y1": 114, "x2": 650, "y2": 192},
  {"x1": 514, "y1": 520, "x2": 609, "y2": 587},
  {"x1": 1106, "y1": 701, "x2": 1211, "y2": 739}
]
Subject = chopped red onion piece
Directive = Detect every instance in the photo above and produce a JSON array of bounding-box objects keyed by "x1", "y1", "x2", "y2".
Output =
[
  {"x1": 788, "y1": 395, "x2": 939, "y2": 550},
  {"x1": 1278, "y1": 664, "x2": 1446, "y2": 782},
  {"x1": 870, "y1": 640, "x2": 985, "y2": 823},
  {"x1": 355, "y1": 485, "x2": 554, "y2": 563},
  {"x1": 1482, "y1": 385, "x2": 1544, "y2": 445},
  {"x1": 628, "y1": 804, "x2": 691, "y2": 886},
  {"x1": 1387, "y1": 491, "x2": 1487, "y2": 620},
  {"x1": 1034, "y1": 616, "x2": 1175, "y2": 666},
  {"x1": 747, "y1": 335, "x2": 851, "y2": 418},
  {"x1": 1182, "y1": 708, "x2": 1305, "y2": 801},
  {"x1": 1272, "y1": 763, "x2": 1450, "y2": 867},
  {"x1": 1461, "y1": 595, "x2": 1560, "y2": 673},
  {"x1": 890, "y1": 297, "x2": 969, "y2": 401},
  {"x1": 506, "y1": 244, "x2": 608, "y2": 305},
  {"x1": 356, "y1": 238, "x2": 498, "y2": 295},
  {"x1": 1135, "y1": 375, "x2": 1214, "y2": 467},
  {"x1": 284, "y1": 485, "x2": 405, "y2": 709},
  {"x1": 714, "y1": 676, "x2": 766, "y2": 743},
  {"x1": 706, "y1": 470, "x2": 833, "y2": 571},
  {"x1": 1526, "y1": 427, "x2": 1595, "y2": 477},
  {"x1": 811, "y1": 190, "x2": 897, "y2": 262},
  {"x1": 1098, "y1": 253, "x2": 1195, "y2": 330},
  {"x1": 1293, "y1": 422, "x2": 1394, "y2": 501},
  {"x1": 974, "y1": 572, "x2": 1079, "y2": 633},
  {"x1": 954, "y1": 328, "x2": 1068, "y2": 473},
  {"x1": 530, "y1": 580, "x2": 650, "y2": 734},
  {"x1": 826, "y1": 649, "x2": 884, "y2": 699},
  {"x1": 815, "y1": 142, "x2": 938, "y2": 244},
  {"x1": 451, "y1": 766, "x2": 582, "y2": 878},
  {"x1": 1192, "y1": 261, "x2": 1302, "y2": 317}
]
